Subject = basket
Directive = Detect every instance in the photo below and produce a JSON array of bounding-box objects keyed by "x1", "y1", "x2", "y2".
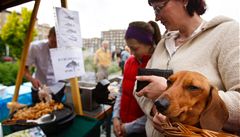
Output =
[{"x1": 160, "y1": 120, "x2": 238, "y2": 137}]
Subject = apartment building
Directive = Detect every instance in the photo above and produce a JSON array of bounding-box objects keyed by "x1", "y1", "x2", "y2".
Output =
[{"x1": 101, "y1": 29, "x2": 126, "y2": 51}]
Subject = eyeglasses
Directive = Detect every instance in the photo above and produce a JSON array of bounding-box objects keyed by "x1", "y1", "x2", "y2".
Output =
[{"x1": 153, "y1": 0, "x2": 170, "y2": 15}]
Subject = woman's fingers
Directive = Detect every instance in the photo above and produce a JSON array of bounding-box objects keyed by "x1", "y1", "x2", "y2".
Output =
[
  {"x1": 113, "y1": 118, "x2": 122, "y2": 137},
  {"x1": 136, "y1": 75, "x2": 154, "y2": 82},
  {"x1": 136, "y1": 76, "x2": 167, "y2": 100},
  {"x1": 153, "y1": 113, "x2": 167, "y2": 133}
]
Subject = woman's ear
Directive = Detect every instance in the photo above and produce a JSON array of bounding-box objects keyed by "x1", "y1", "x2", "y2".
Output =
[{"x1": 182, "y1": 0, "x2": 188, "y2": 8}]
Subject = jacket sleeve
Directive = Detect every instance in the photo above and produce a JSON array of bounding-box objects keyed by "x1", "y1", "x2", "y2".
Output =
[
  {"x1": 133, "y1": 90, "x2": 154, "y2": 119},
  {"x1": 124, "y1": 115, "x2": 147, "y2": 134},
  {"x1": 112, "y1": 84, "x2": 122, "y2": 118},
  {"x1": 26, "y1": 44, "x2": 36, "y2": 67},
  {"x1": 217, "y1": 20, "x2": 240, "y2": 132},
  {"x1": 133, "y1": 57, "x2": 155, "y2": 119}
]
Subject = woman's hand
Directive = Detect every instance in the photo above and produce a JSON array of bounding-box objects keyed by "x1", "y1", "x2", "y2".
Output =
[
  {"x1": 136, "y1": 75, "x2": 167, "y2": 100},
  {"x1": 153, "y1": 113, "x2": 167, "y2": 133},
  {"x1": 120, "y1": 123, "x2": 127, "y2": 137},
  {"x1": 113, "y1": 117, "x2": 124, "y2": 137}
]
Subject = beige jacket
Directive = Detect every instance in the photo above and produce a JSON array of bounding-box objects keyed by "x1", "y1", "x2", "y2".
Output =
[
  {"x1": 134, "y1": 16, "x2": 240, "y2": 137},
  {"x1": 94, "y1": 48, "x2": 111, "y2": 68}
]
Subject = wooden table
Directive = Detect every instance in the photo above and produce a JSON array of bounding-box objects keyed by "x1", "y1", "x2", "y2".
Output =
[{"x1": 83, "y1": 105, "x2": 112, "y2": 119}]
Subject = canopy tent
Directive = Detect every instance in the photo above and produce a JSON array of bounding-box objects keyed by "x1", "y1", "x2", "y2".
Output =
[
  {"x1": 0, "y1": 0, "x2": 34, "y2": 11},
  {"x1": 0, "y1": 0, "x2": 83, "y2": 115}
]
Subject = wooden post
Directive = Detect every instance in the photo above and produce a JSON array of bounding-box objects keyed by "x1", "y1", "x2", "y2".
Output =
[
  {"x1": 69, "y1": 77, "x2": 83, "y2": 115},
  {"x1": 61, "y1": 0, "x2": 83, "y2": 115},
  {"x1": 61, "y1": 0, "x2": 68, "y2": 8},
  {"x1": 12, "y1": 0, "x2": 41, "y2": 103}
]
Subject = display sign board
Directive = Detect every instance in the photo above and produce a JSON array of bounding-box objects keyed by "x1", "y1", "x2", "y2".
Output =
[
  {"x1": 50, "y1": 7, "x2": 85, "y2": 81},
  {"x1": 54, "y1": 7, "x2": 82, "y2": 48}
]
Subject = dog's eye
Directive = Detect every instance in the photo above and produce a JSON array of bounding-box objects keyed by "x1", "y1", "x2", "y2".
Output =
[
  {"x1": 167, "y1": 80, "x2": 172, "y2": 87},
  {"x1": 188, "y1": 85, "x2": 200, "y2": 91}
]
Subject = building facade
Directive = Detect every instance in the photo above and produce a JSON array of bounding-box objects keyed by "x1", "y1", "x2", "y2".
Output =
[
  {"x1": 82, "y1": 37, "x2": 102, "y2": 53},
  {"x1": 0, "y1": 10, "x2": 11, "y2": 30},
  {"x1": 35, "y1": 23, "x2": 51, "y2": 40},
  {"x1": 101, "y1": 29, "x2": 126, "y2": 52}
]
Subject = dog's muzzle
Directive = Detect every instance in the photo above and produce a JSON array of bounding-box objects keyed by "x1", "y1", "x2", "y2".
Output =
[{"x1": 154, "y1": 97, "x2": 170, "y2": 113}]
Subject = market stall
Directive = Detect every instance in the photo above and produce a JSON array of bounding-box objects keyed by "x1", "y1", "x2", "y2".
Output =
[{"x1": 1, "y1": 0, "x2": 83, "y2": 116}]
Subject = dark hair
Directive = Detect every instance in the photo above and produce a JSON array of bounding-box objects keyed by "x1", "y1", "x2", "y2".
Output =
[
  {"x1": 148, "y1": 21, "x2": 161, "y2": 45},
  {"x1": 186, "y1": 0, "x2": 206, "y2": 16},
  {"x1": 148, "y1": 0, "x2": 207, "y2": 16},
  {"x1": 127, "y1": 21, "x2": 161, "y2": 45},
  {"x1": 48, "y1": 27, "x2": 56, "y2": 37}
]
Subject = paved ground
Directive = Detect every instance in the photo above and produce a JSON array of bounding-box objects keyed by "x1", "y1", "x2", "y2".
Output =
[{"x1": 100, "y1": 125, "x2": 116, "y2": 137}]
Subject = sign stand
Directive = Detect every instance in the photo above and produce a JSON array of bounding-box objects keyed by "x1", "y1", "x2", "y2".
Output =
[{"x1": 60, "y1": 0, "x2": 83, "y2": 115}]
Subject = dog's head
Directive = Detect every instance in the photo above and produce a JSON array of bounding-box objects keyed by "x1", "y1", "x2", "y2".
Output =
[{"x1": 154, "y1": 71, "x2": 229, "y2": 131}]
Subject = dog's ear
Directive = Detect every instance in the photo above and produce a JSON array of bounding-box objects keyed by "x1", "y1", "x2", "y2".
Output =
[{"x1": 199, "y1": 86, "x2": 229, "y2": 131}]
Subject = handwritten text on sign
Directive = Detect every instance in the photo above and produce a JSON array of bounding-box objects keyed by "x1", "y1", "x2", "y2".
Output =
[
  {"x1": 55, "y1": 7, "x2": 82, "y2": 48},
  {"x1": 50, "y1": 47, "x2": 85, "y2": 81}
]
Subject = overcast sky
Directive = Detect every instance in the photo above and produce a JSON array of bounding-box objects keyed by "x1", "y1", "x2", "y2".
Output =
[{"x1": 8, "y1": 0, "x2": 240, "y2": 38}]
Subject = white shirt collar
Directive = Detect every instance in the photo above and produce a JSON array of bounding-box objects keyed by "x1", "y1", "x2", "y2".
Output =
[{"x1": 164, "y1": 20, "x2": 206, "y2": 56}]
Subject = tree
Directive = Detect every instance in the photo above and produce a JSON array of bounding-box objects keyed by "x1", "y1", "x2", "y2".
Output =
[
  {"x1": 0, "y1": 37, "x2": 6, "y2": 58},
  {"x1": 0, "y1": 8, "x2": 37, "y2": 59}
]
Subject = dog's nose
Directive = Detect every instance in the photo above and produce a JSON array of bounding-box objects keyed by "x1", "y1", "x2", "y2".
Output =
[{"x1": 154, "y1": 98, "x2": 170, "y2": 113}]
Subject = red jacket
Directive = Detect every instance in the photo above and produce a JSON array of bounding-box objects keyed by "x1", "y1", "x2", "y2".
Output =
[{"x1": 120, "y1": 55, "x2": 151, "y2": 123}]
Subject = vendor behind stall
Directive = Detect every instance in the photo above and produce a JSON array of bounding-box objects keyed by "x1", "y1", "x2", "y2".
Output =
[{"x1": 24, "y1": 27, "x2": 65, "y2": 103}]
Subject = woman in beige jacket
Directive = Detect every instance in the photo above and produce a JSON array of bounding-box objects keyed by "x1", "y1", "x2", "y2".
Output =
[{"x1": 134, "y1": 0, "x2": 240, "y2": 136}]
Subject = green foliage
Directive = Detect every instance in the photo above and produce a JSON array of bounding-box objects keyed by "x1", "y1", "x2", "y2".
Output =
[
  {"x1": 82, "y1": 47, "x2": 86, "y2": 51},
  {"x1": 84, "y1": 55, "x2": 97, "y2": 72},
  {"x1": 108, "y1": 62, "x2": 121, "y2": 74},
  {"x1": 0, "y1": 62, "x2": 28, "y2": 86},
  {"x1": 84, "y1": 55, "x2": 120, "y2": 74},
  {"x1": 0, "y1": 37, "x2": 6, "y2": 58},
  {"x1": 0, "y1": 8, "x2": 38, "y2": 59},
  {"x1": 0, "y1": 62, "x2": 18, "y2": 86}
]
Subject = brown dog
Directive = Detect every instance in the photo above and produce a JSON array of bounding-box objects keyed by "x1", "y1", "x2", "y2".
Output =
[{"x1": 154, "y1": 71, "x2": 229, "y2": 131}]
